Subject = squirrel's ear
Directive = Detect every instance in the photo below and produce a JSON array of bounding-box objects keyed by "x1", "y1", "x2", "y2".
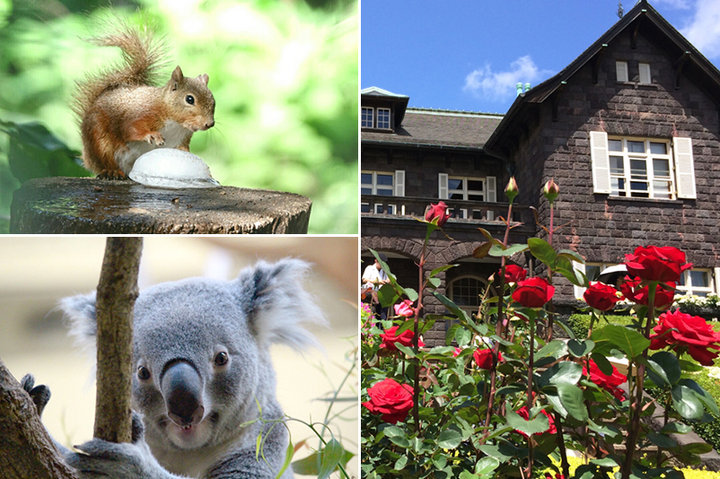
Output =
[
  {"x1": 233, "y1": 259, "x2": 325, "y2": 352},
  {"x1": 197, "y1": 73, "x2": 209, "y2": 86},
  {"x1": 171, "y1": 66, "x2": 184, "y2": 90}
]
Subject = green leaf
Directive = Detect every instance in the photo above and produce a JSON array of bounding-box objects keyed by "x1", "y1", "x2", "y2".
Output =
[
  {"x1": 672, "y1": 384, "x2": 704, "y2": 420},
  {"x1": 403, "y1": 288, "x2": 419, "y2": 302},
  {"x1": 377, "y1": 283, "x2": 398, "y2": 307},
  {"x1": 427, "y1": 277, "x2": 441, "y2": 288},
  {"x1": 679, "y1": 378, "x2": 720, "y2": 416},
  {"x1": 556, "y1": 383, "x2": 588, "y2": 421},
  {"x1": 275, "y1": 437, "x2": 294, "y2": 478},
  {"x1": 661, "y1": 422, "x2": 692, "y2": 434},
  {"x1": 567, "y1": 339, "x2": 594, "y2": 358},
  {"x1": 432, "y1": 291, "x2": 471, "y2": 323},
  {"x1": 591, "y1": 353, "x2": 614, "y2": 375},
  {"x1": 317, "y1": 439, "x2": 344, "y2": 479},
  {"x1": 646, "y1": 351, "x2": 681, "y2": 387},
  {"x1": 473, "y1": 242, "x2": 493, "y2": 259},
  {"x1": 528, "y1": 238, "x2": 557, "y2": 266},
  {"x1": 437, "y1": 427, "x2": 463, "y2": 449},
  {"x1": 505, "y1": 402, "x2": 550, "y2": 436},
  {"x1": 587, "y1": 419, "x2": 622, "y2": 440},
  {"x1": 554, "y1": 255, "x2": 586, "y2": 287},
  {"x1": 557, "y1": 249, "x2": 586, "y2": 264},
  {"x1": 594, "y1": 324, "x2": 650, "y2": 358},
  {"x1": 590, "y1": 456, "x2": 619, "y2": 468},
  {"x1": 383, "y1": 425, "x2": 411, "y2": 448},
  {"x1": 536, "y1": 340, "x2": 568, "y2": 360},
  {"x1": 477, "y1": 227, "x2": 502, "y2": 246},
  {"x1": 394, "y1": 455, "x2": 408, "y2": 471},
  {"x1": 478, "y1": 443, "x2": 516, "y2": 462},
  {"x1": 647, "y1": 431, "x2": 678, "y2": 448},
  {"x1": 540, "y1": 361, "x2": 583, "y2": 387},
  {"x1": 474, "y1": 456, "x2": 500, "y2": 475},
  {"x1": 488, "y1": 242, "x2": 528, "y2": 257},
  {"x1": 394, "y1": 343, "x2": 415, "y2": 358},
  {"x1": 428, "y1": 264, "x2": 458, "y2": 277}
]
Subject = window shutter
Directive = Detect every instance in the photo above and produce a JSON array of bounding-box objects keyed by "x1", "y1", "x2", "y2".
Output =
[
  {"x1": 616, "y1": 61, "x2": 628, "y2": 82},
  {"x1": 590, "y1": 131, "x2": 611, "y2": 194},
  {"x1": 714, "y1": 267, "x2": 720, "y2": 295},
  {"x1": 673, "y1": 137, "x2": 697, "y2": 199},
  {"x1": 486, "y1": 176, "x2": 497, "y2": 202},
  {"x1": 438, "y1": 173, "x2": 449, "y2": 199},
  {"x1": 573, "y1": 261, "x2": 586, "y2": 300},
  {"x1": 394, "y1": 170, "x2": 405, "y2": 196}
]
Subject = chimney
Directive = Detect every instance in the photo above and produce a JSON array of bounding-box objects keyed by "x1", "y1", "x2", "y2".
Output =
[
  {"x1": 524, "y1": 82, "x2": 531, "y2": 92},
  {"x1": 516, "y1": 82, "x2": 523, "y2": 97}
]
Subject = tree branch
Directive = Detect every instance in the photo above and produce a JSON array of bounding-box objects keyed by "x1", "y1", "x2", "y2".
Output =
[{"x1": 94, "y1": 237, "x2": 143, "y2": 444}]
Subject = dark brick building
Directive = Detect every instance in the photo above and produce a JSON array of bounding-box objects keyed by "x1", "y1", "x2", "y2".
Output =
[{"x1": 361, "y1": 0, "x2": 720, "y2": 344}]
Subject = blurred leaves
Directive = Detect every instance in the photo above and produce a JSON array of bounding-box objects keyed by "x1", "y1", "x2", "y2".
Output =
[{"x1": 0, "y1": 0, "x2": 358, "y2": 233}]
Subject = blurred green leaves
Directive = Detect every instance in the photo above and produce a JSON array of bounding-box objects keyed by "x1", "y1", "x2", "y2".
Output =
[{"x1": 0, "y1": 0, "x2": 358, "y2": 233}]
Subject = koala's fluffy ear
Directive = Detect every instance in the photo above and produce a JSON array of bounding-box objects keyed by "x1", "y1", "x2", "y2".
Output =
[
  {"x1": 235, "y1": 258, "x2": 325, "y2": 351},
  {"x1": 59, "y1": 292, "x2": 98, "y2": 352}
]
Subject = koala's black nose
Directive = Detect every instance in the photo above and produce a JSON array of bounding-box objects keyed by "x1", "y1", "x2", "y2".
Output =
[{"x1": 161, "y1": 361, "x2": 205, "y2": 427}]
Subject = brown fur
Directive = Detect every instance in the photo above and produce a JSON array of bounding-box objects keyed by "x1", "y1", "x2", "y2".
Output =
[{"x1": 73, "y1": 26, "x2": 215, "y2": 178}]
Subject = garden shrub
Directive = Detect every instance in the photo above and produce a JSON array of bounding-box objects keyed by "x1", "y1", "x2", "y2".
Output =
[{"x1": 566, "y1": 313, "x2": 635, "y2": 339}]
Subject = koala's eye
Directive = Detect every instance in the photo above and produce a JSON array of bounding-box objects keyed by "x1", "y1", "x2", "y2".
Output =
[
  {"x1": 214, "y1": 351, "x2": 229, "y2": 367},
  {"x1": 137, "y1": 366, "x2": 151, "y2": 381},
  {"x1": 185, "y1": 94, "x2": 195, "y2": 105}
]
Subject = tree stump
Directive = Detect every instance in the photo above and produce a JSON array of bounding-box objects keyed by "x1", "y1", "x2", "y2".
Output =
[{"x1": 10, "y1": 177, "x2": 312, "y2": 234}]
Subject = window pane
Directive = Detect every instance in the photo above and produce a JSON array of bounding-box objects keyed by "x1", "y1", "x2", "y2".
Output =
[
  {"x1": 377, "y1": 109, "x2": 390, "y2": 129},
  {"x1": 361, "y1": 203, "x2": 370, "y2": 213},
  {"x1": 468, "y1": 193, "x2": 484, "y2": 201},
  {"x1": 361, "y1": 108, "x2": 373, "y2": 128},
  {"x1": 610, "y1": 156, "x2": 624, "y2": 174},
  {"x1": 361, "y1": 187, "x2": 372, "y2": 195},
  {"x1": 653, "y1": 181, "x2": 671, "y2": 198},
  {"x1": 611, "y1": 178, "x2": 626, "y2": 195},
  {"x1": 449, "y1": 192, "x2": 465, "y2": 200},
  {"x1": 376, "y1": 189, "x2": 392, "y2": 196},
  {"x1": 628, "y1": 141, "x2": 645, "y2": 153},
  {"x1": 361, "y1": 173, "x2": 372, "y2": 185},
  {"x1": 451, "y1": 278, "x2": 482, "y2": 307},
  {"x1": 630, "y1": 159, "x2": 647, "y2": 179},
  {"x1": 376, "y1": 174, "x2": 393, "y2": 186},
  {"x1": 650, "y1": 142, "x2": 667, "y2": 154},
  {"x1": 467, "y1": 180, "x2": 484, "y2": 191},
  {"x1": 653, "y1": 159, "x2": 670, "y2": 178},
  {"x1": 608, "y1": 139, "x2": 623, "y2": 152},
  {"x1": 471, "y1": 210, "x2": 485, "y2": 220},
  {"x1": 448, "y1": 178, "x2": 463, "y2": 190},
  {"x1": 690, "y1": 270, "x2": 710, "y2": 287}
]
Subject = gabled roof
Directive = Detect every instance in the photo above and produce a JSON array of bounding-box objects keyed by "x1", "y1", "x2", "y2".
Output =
[
  {"x1": 361, "y1": 86, "x2": 411, "y2": 128},
  {"x1": 362, "y1": 108, "x2": 503, "y2": 150},
  {"x1": 485, "y1": 0, "x2": 720, "y2": 153}
]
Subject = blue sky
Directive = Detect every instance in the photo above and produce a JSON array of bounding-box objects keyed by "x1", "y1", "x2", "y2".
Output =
[{"x1": 361, "y1": 0, "x2": 720, "y2": 114}]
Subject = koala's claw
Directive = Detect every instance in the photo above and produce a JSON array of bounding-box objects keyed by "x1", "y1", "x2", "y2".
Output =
[
  {"x1": 131, "y1": 411, "x2": 145, "y2": 443},
  {"x1": 20, "y1": 374, "x2": 51, "y2": 417}
]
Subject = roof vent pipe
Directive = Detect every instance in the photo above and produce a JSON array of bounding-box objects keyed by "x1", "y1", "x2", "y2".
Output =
[
  {"x1": 516, "y1": 82, "x2": 523, "y2": 97},
  {"x1": 524, "y1": 82, "x2": 531, "y2": 92}
]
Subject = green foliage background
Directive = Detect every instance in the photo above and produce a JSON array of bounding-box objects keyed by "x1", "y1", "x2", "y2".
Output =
[{"x1": 0, "y1": 0, "x2": 358, "y2": 234}]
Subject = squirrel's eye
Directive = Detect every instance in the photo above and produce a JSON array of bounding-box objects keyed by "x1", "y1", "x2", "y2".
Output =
[
  {"x1": 137, "y1": 366, "x2": 151, "y2": 381},
  {"x1": 185, "y1": 95, "x2": 195, "y2": 105},
  {"x1": 214, "y1": 351, "x2": 229, "y2": 367}
]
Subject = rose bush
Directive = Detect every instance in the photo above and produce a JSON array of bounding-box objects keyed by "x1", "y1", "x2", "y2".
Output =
[{"x1": 362, "y1": 178, "x2": 719, "y2": 479}]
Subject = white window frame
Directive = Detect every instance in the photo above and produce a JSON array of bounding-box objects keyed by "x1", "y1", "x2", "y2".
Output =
[
  {"x1": 361, "y1": 107, "x2": 374, "y2": 128},
  {"x1": 376, "y1": 108, "x2": 391, "y2": 130},
  {"x1": 448, "y1": 176, "x2": 486, "y2": 201},
  {"x1": 361, "y1": 170, "x2": 395, "y2": 196},
  {"x1": 607, "y1": 137, "x2": 675, "y2": 199},
  {"x1": 638, "y1": 62, "x2": 652, "y2": 84},
  {"x1": 677, "y1": 269, "x2": 715, "y2": 297},
  {"x1": 616, "y1": 61, "x2": 629, "y2": 82}
]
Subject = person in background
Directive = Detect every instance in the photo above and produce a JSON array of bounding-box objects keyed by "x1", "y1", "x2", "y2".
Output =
[{"x1": 362, "y1": 254, "x2": 390, "y2": 319}]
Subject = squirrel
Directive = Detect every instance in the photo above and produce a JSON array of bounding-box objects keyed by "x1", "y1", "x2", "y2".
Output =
[{"x1": 73, "y1": 26, "x2": 215, "y2": 179}]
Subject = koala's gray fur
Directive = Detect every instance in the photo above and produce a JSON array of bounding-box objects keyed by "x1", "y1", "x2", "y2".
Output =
[{"x1": 58, "y1": 258, "x2": 324, "y2": 479}]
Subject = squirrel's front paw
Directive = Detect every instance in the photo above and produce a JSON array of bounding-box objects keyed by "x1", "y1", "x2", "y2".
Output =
[
  {"x1": 21, "y1": 374, "x2": 51, "y2": 417},
  {"x1": 145, "y1": 132, "x2": 165, "y2": 146}
]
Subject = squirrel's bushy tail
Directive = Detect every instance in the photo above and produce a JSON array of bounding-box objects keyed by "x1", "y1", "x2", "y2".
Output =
[{"x1": 73, "y1": 24, "x2": 166, "y2": 120}]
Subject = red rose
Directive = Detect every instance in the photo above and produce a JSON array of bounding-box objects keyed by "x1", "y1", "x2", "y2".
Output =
[
  {"x1": 512, "y1": 277, "x2": 555, "y2": 308},
  {"x1": 502, "y1": 264, "x2": 527, "y2": 284},
  {"x1": 362, "y1": 378, "x2": 414, "y2": 424},
  {"x1": 425, "y1": 201, "x2": 449, "y2": 226},
  {"x1": 514, "y1": 406, "x2": 556, "y2": 438},
  {"x1": 545, "y1": 474, "x2": 565, "y2": 479},
  {"x1": 393, "y1": 299, "x2": 415, "y2": 318},
  {"x1": 624, "y1": 246, "x2": 692, "y2": 283},
  {"x1": 380, "y1": 325, "x2": 424, "y2": 351},
  {"x1": 620, "y1": 276, "x2": 675, "y2": 310},
  {"x1": 650, "y1": 310, "x2": 720, "y2": 365},
  {"x1": 583, "y1": 282, "x2": 621, "y2": 311},
  {"x1": 473, "y1": 348, "x2": 502, "y2": 369},
  {"x1": 583, "y1": 359, "x2": 626, "y2": 400}
]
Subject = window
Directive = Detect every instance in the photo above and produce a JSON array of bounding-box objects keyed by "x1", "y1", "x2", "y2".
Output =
[
  {"x1": 590, "y1": 132, "x2": 696, "y2": 200},
  {"x1": 678, "y1": 269, "x2": 714, "y2": 297},
  {"x1": 449, "y1": 177, "x2": 485, "y2": 201},
  {"x1": 449, "y1": 276, "x2": 485, "y2": 314},
  {"x1": 616, "y1": 61, "x2": 629, "y2": 82},
  {"x1": 361, "y1": 171, "x2": 394, "y2": 196},
  {"x1": 361, "y1": 107, "x2": 374, "y2": 128},
  {"x1": 376, "y1": 108, "x2": 391, "y2": 129},
  {"x1": 639, "y1": 62, "x2": 652, "y2": 84},
  {"x1": 607, "y1": 138, "x2": 673, "y2": 198}
]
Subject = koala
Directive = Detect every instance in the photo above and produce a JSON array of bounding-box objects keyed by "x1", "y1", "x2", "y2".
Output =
[{"x1": 57, "y1": 258, "x2": 323, "y2": 479}]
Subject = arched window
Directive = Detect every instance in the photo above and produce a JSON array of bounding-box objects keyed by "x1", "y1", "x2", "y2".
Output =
[{"x1": 448, "y1": 276, "x2": 486, "y2": 315}]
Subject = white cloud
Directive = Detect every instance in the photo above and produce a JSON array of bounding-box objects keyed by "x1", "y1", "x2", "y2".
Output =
[
  {"x1": 463, "y1": 55, "x2": 552, "y2": 101},
  {"x1": 681, "y1": 0, "x2": 720, "y2": 59},
  {"x1": 654, "y1": 0, "x2": 691, "y2": 10}
]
